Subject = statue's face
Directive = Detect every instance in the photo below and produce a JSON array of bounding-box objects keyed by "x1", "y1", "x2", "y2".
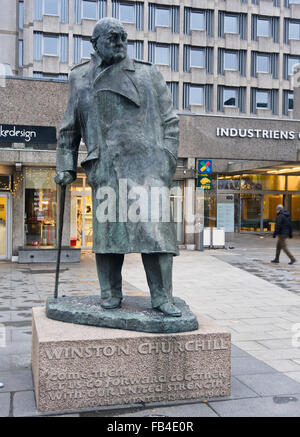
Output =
[{"x1": 95, "y1": 25, "x2": 127, "y2": 65}]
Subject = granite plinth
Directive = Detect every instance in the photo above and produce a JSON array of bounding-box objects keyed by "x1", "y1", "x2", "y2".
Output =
[
  {"x1": 32, "y1": 307, "x2": 231, "y2": 412},
  {"x1": 46, "y1": 296, "x2": 198, "y2": 333}
]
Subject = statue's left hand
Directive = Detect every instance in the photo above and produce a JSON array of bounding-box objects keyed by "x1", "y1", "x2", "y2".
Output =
[{"x1": 54, "y1": 171, "x2": 75, "y2": 186}]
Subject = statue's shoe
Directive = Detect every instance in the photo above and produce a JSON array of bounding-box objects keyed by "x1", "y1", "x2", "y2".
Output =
[
  {"x1": 101, "y1": 297, "x2": 122, "y2": 309},
  {"x1": 156, "y1": 302, "x2": 182, "y2": 317}
]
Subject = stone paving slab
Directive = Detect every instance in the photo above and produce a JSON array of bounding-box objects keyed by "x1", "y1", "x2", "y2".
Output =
[
  {"x1": 13, "y1": 391, "x2": 39, "y2": 417},
  {"x1": 235, "y1": 372, "x2": 300, "y2": 396},
  {"x1": 231, "y1": 356, "x2": 278, "y2": 376},
  {"x1": 0, "y1": 393, "x2": 10, "y2": 417},
  {"x1": 0, "y1": 369, "x2": 33, "y2": 392},
  {"x1": 209, "y1": 395, "x2": 300, "y2": 417},
  {"x1": 115, "y1": 403, "x2": 218, "y2": 417}
]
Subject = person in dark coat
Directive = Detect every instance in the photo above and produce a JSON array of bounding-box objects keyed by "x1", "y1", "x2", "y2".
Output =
[
  {"x1": 271, "y1": 205, "x2": 296, "y2": 264},
  {"x1": 55, "y1": 18, "x2": 182, "y2": 316}
]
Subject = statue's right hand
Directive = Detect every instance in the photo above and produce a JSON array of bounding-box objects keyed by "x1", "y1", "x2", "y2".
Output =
[{"x1": 54, "y1": 171, "x2": 75, "y2": 186}]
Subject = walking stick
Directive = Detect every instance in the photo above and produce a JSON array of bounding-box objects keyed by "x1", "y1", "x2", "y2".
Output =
[{"x1": 54, "y1": 184, "x2": 66, "y2": 299}]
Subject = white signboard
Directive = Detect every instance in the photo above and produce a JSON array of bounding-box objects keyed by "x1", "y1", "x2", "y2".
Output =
[{"x1": 217, "y1": 203, "x2": 234, "y2": 232}]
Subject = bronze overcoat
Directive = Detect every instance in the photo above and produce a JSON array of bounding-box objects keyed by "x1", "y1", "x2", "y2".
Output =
[{"x1": 56, "y1": 54, "x2": 179, "y2": 254}]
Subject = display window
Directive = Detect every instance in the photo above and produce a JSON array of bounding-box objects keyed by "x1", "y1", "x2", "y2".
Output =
[{"x1": 24, "y1": 168, "x2": 57, "y2": 248}]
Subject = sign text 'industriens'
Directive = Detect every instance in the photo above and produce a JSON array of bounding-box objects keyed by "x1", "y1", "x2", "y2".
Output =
[{"x1": 216, "y1": 127, "x2": 300, "y2": 140}]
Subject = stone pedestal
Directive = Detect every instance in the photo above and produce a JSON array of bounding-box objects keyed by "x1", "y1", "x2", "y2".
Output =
[{"x1": 32, "y1": 307, "x2": 231, "y2": 412}]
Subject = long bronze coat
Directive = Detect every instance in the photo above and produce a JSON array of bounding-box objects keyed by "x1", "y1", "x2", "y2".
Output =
[{"x1": 57, "y1": 54, "x2": 179, "y2": 255}]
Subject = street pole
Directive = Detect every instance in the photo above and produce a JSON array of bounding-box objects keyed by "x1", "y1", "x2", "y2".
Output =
[{"x1": 54, "y1": 184, "x2": 66, "y2": 299}]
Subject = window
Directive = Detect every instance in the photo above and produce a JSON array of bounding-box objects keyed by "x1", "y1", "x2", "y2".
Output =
[
  {"x1": 257, "y1": 18, "x2": 271, "y2": 37},
  {"x1": 184, "y1": 46, "x2": 213, "y2": 73},
  {"x1": 257, "y1": 54, "x2": 270, "y2": 73},
  {"x1": 219, "y1": 12, "x2": 247, "y2": 39},
  {"x1": 149, "y1": 4, "x2": 178, "y2": 33},
  {"x1": 18, "y1": 40, "x2": 23, "y2": 67},
  {"x1": 251, "y1": 88, "x2": 277, "y2": 113},
  {"x1": 185, "y1": 8, "x2": 213, "y2": 36},
  {"x1": 166, "y1": 82, "x2": 178, "y2": 109},
  {"x1": 44, "y1": 0, "x2": 58, "y2": 15},
  {"x1": 82, "y1": 0, "x2": 97, "y2": 19},
  {"x1": 34, "y1": 32, "x2": 68, "y2": 61},
  {"x1": 82, "y1": 38, "x2": 93, "y2": 58},
  {"x1": 224, "y1": 51, "x2": 238, "y2": 70},
  {"x1": 190, "y1": 48, "x2": 205, "y2": 68},
  {"x1": 127, "y1": 42, "x2": 134, "y2": 58},
  {"x1": 256, "y1": 90, "x2": 269, "y2": 108},
  {"x1": 190, "y1": 11, "x2": 205, "y2": 30},
  {"x1": 127, "y1": 41, "x2": 143, "y2": 59},
  {"x1": 34, "y1": 72, "x2": 68, "y2": 80},
  {"x1": 289, "y1": 21, "x2": 300, "y2": 39},
  {"x1": 252, "y1": 15, "x2": 278, "y2": 42},
  {"x1": 43, "y1": 35, "x2": 58, "y2": 55},
  {"x1": 35, "y1": 0, "x2": 69, "y2": 22},
  {"x1": 190, "y1": 86, "x2": 204, "y2": 105},
  {"x1": 19, "y1": 1, "x2": 24, "y2": 29},
  {"x1": 252, "y1": 52, "x2": 277, "y2": 78},
  {"x1": 288, "y1": 57, "x2": 300, "y2": 75},
  {"x1": 224, "y1": 88, "x2": 237, "y2": 106},
  {"x1": 24, "y1": 168, "x2": 57, "y2": 248},
  {"x1": 218, "y1": 86, "x2": 245, "y2": 112},
  {"x1": 183, "y1": 83, "x2": 212, "y2": 111},
  {"x1": 120, "y1": 3, "x2": 135, "y2": 23},
  {"x1": 288, "y1": 92, "x2": 294, "y2": 110},
  {"x1": 155, "y1": 45, "x2": 169, "y2": 65},
  {"x1": 218, "y1": 49, "x2": 246, "y2": 76},
  {"x1": 156, "y1": 7, "x2": 170, "y2": 27},
  {"x1": 224, "y1": 15, "x2": 239, "y2": 34}
]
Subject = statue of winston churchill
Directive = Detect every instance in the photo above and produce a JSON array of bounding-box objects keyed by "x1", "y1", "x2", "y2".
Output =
[{"x1": 55, "y1": 18, "x2": 182, "y2": 317}]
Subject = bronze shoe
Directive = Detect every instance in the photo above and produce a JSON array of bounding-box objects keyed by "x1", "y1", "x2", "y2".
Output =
[
  {"x1": 156, "y1": 302, "x2": 182, "y2": 317},
  {"x1": 101, "y1": 297, "x2": 122, "y2": 309}
]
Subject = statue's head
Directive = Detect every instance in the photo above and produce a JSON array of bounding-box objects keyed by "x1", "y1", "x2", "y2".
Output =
[{"x1": 91, "y1": 18, "x2": 128, "y2": 66}]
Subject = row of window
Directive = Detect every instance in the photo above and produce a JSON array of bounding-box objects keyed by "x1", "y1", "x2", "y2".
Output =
[
  {"x1": 28, "y1": 0, "x2": 300, "y2": 41},
  {"x1": 28, "y1": 72, "x2": 293, "y2": 116},
  {"x1": 31, "y1": 33, "x2": 300, "y2": 80},
  {"x1": 184, "y1": 85, "x2": 293, "y2": 116}
]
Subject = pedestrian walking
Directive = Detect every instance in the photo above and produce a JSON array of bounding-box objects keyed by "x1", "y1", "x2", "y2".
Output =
[{"x1": 271, "y1": 204, "x2": 296, "y2": 265}]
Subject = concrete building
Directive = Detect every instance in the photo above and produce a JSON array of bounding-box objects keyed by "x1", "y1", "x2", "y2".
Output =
[
  {"x1": 2, "y1": 0, "x2": 300, "y2": 118},
  {"x1": 1, "y1": 0, "x2": 300, "y2": 261}
]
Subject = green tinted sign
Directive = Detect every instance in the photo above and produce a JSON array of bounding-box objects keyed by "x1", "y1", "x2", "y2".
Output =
[{"x1": 197, "y1": 175, "x2": 212, "y2": 190}]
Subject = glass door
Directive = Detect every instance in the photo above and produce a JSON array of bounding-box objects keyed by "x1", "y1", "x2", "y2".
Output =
[
  {"x1": 263, "y1": 194, "x2": 283, "y2": 233},
  {"x1": 290, "y1": 194, "x2": 300, "y2": 232},
  {"x1": 170, "y1": 180, "x2": 184, "y2": 244},
  {"x1": 240, "y1": 194, "x2": 262, "y2": 232},
  {"x1": 0, "y1": 193, "x2": 11, "y2": 260}
]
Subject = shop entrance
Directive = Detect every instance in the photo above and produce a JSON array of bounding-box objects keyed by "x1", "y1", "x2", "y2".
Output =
[
  {"x1": 70, "y1": 176, "x2": 93, "y2": 248},
  {"x1": 240, "y1": 193, "x2": 283, "y2": 232},
  {"x1": 0, "y1": 193, "x2": 11, "y2": 260}
]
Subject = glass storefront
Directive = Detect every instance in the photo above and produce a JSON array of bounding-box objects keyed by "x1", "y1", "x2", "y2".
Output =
[
  {"x1": 24, "y1": 168, "x2": 57, "y2": 248},
  {"x1": 208, "y1": 174, "x2": 300, "y2": 234},
  {"x1": 70, "y1": 176, "x2": 93, "y2": 248}
]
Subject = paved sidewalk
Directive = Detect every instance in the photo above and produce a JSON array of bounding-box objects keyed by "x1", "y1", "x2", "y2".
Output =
[{"x1": 1, "y1": 235, "x2": 300, "y2": 416}]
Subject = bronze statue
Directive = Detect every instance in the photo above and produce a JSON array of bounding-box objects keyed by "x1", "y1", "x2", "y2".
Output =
[{"x1": 55, "y1": 17, "x2": 181, "y2": 317}]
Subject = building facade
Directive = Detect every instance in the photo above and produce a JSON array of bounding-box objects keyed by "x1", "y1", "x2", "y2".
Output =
[
  {"x1": 1, "y1": 0, "x2": 300, "y2": 118},
  {"x1": 1, "y1": 1, "x2": 300, "y2": 261}
]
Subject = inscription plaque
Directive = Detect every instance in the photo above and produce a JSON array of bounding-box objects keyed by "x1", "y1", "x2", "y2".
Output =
[{"x1": 32, "y1": 307, "x2": 231, "y2": 412}]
